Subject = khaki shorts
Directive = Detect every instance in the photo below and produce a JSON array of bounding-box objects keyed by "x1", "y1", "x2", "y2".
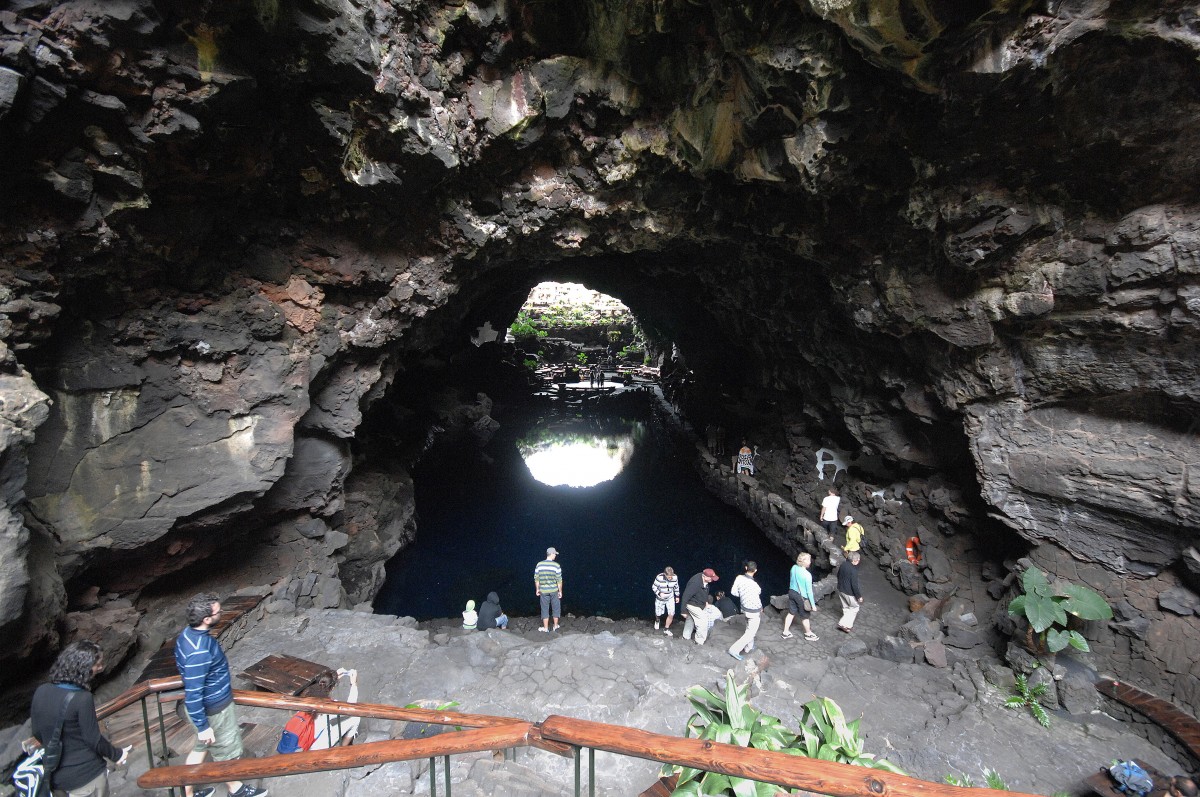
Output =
[{"x1": 189, "y1": 702, "x2": 243, "y2": 761}]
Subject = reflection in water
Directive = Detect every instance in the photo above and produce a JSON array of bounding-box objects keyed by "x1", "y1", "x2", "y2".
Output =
[{"x1": 520, "y1": 423, "x2": 642, "y2": 487}]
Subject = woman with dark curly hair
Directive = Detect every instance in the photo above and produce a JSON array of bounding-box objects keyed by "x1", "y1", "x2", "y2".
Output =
[{"x1": 30, "y1": 640, "x2": 129, "y2": 797}]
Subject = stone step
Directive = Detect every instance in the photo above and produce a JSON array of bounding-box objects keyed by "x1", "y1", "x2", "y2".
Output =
[{"x1": 463, "y1": 755, "x2": 574, "y2": 797}]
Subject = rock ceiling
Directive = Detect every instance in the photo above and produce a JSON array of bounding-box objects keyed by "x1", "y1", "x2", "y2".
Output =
[{"x1": 0, "y1": 0, "x2": 1197, "y2": 694}]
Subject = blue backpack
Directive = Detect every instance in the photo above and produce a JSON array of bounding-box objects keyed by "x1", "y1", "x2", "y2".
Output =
[{"x1": 1109, "y1": 761, "x2": 1154, "y2": 797}]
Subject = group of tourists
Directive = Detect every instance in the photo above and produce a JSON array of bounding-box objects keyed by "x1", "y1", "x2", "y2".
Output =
[
  {"x1": 649, "y1": 545, "x2": 864, "y2": 662},
  {"x1": 643, "y1": 488, "x2": 866, "y2": 660}
]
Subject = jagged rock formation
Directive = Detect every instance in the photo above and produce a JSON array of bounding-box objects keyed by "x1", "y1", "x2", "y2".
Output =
[{"x1": 1, "y1": 0, "x2": 1198, "y2": 721}]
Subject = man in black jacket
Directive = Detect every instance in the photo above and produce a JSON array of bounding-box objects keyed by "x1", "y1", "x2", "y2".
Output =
[
  {"x1": 836, "y1": 552, "x2": 865, "y2": 632},
  {"x1": 679, "y1": 568, "x2": 719, "y2": 644}
]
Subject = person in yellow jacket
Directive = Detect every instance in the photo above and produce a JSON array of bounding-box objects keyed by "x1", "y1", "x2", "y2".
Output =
[{"x1": 842, "y1": 515, "x2": 864, "y2": 554}]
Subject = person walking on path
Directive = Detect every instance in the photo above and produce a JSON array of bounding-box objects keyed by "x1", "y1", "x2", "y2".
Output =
[
  {"x1": 680, "y1": 568, "x2": 719, "y2": 643},
  {"x1": 652, "y1": 566, "x2": 681, "y2": 635},
  {"x1": 782, "y1": 552, "x2": 819, "y2": 641},
  {"x1": 534, "y1": 547, "x2": 563, "y2": 632},
  {"x1": 736, "y1": 442, "x2": 755, "y2": 475},
  {"x1": 837, "y1": 551, "x2": 865, "y2": 632},
  {"x1": 728, "y1": 561, "x2": 764, "y2": 660},
  {"x1": 175, "y1": 593, "x2": 268, "y2": 797},
  {"x1": 842, "y1": 515, "x2": 865, "y2": 555},
  {"x1": 820, "y1": 488, "x2": 841, "y2": 536},
  {"x1": 29, "y1": 640, "x2": 130, "y2": 797}
]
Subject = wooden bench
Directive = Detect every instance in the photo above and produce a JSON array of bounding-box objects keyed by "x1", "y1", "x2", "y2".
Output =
[
  {"x1": 1084, "y1": 760, "x2": 1166, "y2": 797},
  {"x1": 238, "y1": 654, "x2": 334, "y2": 696}
]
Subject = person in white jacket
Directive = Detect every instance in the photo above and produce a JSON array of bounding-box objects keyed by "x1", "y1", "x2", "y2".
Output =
[{"x1": 728, "y1": 561, "x2": 763, "y2": 661}]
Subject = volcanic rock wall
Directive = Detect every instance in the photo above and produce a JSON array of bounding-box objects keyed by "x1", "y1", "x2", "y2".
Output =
[{"x1": 0, "y1": 0, "x2": 1198, "y2": 716}]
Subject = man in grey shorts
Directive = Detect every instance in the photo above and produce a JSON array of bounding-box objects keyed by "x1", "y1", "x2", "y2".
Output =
[{"x1": 534, "y1": 547, "x2": 563, "y2": 632}]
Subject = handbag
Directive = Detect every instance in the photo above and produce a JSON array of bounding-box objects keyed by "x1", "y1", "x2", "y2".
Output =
[{"x1": 13, "y1": 689, "x2": 77, "y2": 797}]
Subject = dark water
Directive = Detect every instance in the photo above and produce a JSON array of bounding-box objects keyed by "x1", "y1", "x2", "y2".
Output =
[{"x1": 373, "y1": 395, "x2": 792, "y2": 620}]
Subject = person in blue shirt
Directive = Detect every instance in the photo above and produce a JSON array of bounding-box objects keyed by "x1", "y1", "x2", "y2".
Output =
[
  {"x1": 781, "y1": 552, "x2": 819, "y2": 641},
  {"x1": 174, "y1": 593, "x2": 268, "y2": 797}
]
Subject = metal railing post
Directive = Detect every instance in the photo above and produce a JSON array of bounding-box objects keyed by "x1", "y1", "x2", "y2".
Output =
[
  {"x1": 140, "y1": 697, "x2": 155, "y2": 772},
  {"x1": 574, "y1": 745, "x2": 581, "y2": 797},
  {"x1": 429, "y1": 756, "x2": 437, "y2": 797},
  {"x1": 444, "y1": 755, "x2": 451, "y2": 797},
  {"x1": 154, "y1": 692, "x2": 176, "y2": 797},
  {"x1": 589, "y1": 746, "x2": 595, "y2": 797}
]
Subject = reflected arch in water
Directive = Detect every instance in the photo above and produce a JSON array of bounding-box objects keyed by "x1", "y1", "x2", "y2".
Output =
[{"x1": 519, "y1": 420, "x2": 644, "y2": 488}]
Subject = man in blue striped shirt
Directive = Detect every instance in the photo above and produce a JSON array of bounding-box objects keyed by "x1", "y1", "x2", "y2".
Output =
[
  {"x1": 174, "y1": 594, "x2": 268, "y2": 797},
  {"x1": 534, "y1": 548, "x2": 563, "y2": 633}
]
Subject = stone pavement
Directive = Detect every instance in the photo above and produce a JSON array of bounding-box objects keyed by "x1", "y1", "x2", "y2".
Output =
[{"x1": 103, "y1": 571, "x2": 1182, "y2": 797}]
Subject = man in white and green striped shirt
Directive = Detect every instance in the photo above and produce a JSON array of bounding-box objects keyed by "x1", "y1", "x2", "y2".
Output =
[{"x1": 534, "y1": 547, "x2": 563, "y2": 632}]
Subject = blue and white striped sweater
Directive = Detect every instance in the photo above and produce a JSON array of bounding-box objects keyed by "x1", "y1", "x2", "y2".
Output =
[{"x1": 174, "y1": 626, "x2": 233, "y2": 731}]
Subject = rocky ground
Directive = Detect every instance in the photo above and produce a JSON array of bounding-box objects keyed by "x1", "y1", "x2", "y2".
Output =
[{"x1": 89, "y1": 563, "x2": 1181, "y2": 797}]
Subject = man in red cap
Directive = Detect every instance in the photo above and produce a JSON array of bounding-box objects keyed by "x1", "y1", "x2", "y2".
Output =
[{"x1": 680, "y1": 568, "x2": 719, "y2": 644}]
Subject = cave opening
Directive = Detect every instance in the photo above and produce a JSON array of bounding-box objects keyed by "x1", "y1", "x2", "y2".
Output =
[{"x1": 368, "y1": 274, "x2": 803, "y2": 620}]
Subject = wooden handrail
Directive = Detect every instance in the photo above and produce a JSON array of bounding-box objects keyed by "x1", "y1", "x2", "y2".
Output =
[
  {"x1": 96, "y1": 677, "x2": 183, "y2": 720},
  {"x1": 1096, "y1": 678, "x2": 1200, "y2": 761},
  {"x1": 123, "y1": 680, "x2": 1048, "y2": 797},
  {"x1": 138, "y1": 723, "x2": 535, "y2": 788},
  {"x1": 539, "y1": 715, "x2": 1040, "y2": 797},
  {"x1": 97, "y1": 677, "x2": 522, "y2": 730},
  {"x1": 231, "y1": 691, "x2": 529, "y2": 729}
]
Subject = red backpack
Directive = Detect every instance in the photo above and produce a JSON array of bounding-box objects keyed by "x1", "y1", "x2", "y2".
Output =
[{"x1": 277, "y1": 712, "x2": 316, "y2": 754}]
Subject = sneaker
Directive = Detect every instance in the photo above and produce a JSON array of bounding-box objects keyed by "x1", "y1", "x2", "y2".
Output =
[
  {"x1": 231, "y1": 787, "x2": 269, "y2": 797},
  {"x1": 194, "y1": 788, "x2": 216, "y2": 797},
  {"x1": 663, "y1": 629, "x2": 673, "y2": 636},
  {"x1": 804, "y1": 632, "x2": 820, "y2": 641},
  {"x1": 654, "y1": 621, "x2": 660, "y2": 630},
  {"x1": 552, "y1": 625, "x2": 561, "y2": 632},
  {"x1": 728, "y1": 651, "x2": 743, "y2": 661},
  {"x1": 537, "y1": 627, "x2": 549, "y2": 633}
]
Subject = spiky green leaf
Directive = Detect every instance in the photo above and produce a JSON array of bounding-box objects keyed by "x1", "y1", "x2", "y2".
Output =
[
  {"x1": 670, "y1": 777, "x2": 703, "y2": 797},
  {"x1": 871, "y1": 758, "x2": 908, "y2": 775},
  {"x1": 725, "y1": 673, "x2": 748, "y2": 731},
  {"x1": 730, "y1": 775, "x2": 758, "y2": 797}
]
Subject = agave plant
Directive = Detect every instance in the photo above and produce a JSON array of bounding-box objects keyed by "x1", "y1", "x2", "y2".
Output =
[
  {"x1": 1007, "y1": 566, "x2": 1112, "y2": 653},
  {"x1": 668, "y1": 672, "x2": 903, "y2": 796}
]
